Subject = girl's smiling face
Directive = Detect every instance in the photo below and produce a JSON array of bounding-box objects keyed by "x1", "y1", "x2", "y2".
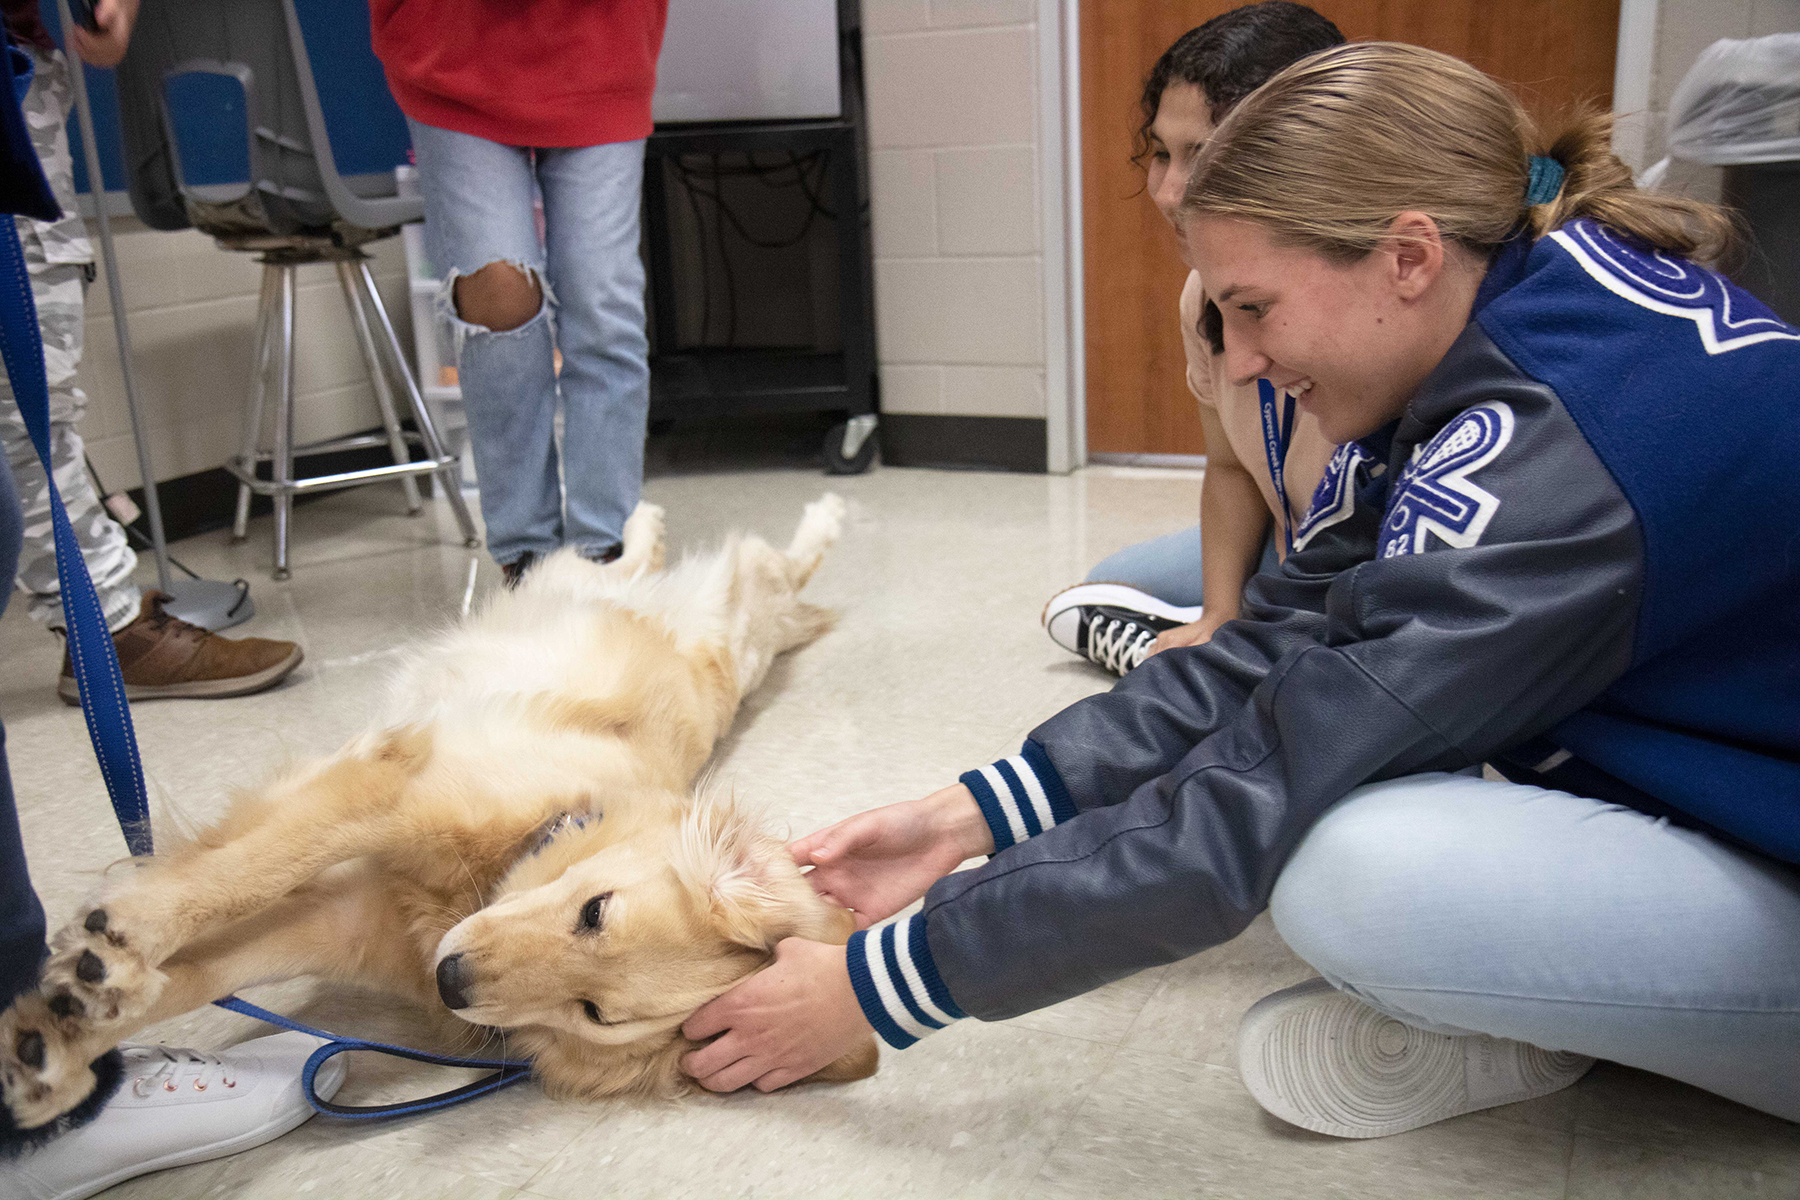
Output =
[
  {"x1": 1183, "y1": 213, "x2": 1486, "y2": 444},
  {"x1": 1145, "y1": 82, "x2": 1215, "y2": 229}
]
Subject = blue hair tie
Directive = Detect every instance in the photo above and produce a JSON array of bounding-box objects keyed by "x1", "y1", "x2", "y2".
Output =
[{"x1": 1526, "y1": 155, "x2": 1565, "y2": 205}]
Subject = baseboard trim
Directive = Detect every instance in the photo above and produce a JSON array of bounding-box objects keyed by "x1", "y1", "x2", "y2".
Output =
[
  {"x1": 878, "y1": 414, "x2": 1046, "y2": 473},
  {"x1": 1087, "y1": 452, "x2": 1208, "y2": 469},
  {"x1": 125, "y1": 429, "x2": 431, "y2": 546}
]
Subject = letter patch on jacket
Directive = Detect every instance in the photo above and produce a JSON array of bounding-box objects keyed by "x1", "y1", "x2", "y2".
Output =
[
  {"x1": 1292, "y1": 442, "x2": 1369, "y2": 552},
  {"x1": 1380, "y1": 402, "x2": 1514, "y2": 557},
  {"x1": 1550, "y1": 220, "x2": 1800, "y2": 355}
]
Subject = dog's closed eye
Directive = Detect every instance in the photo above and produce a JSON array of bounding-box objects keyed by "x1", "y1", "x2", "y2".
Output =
[{"x1": 578, "y1": 893, "x2": 612, "y2": 933}]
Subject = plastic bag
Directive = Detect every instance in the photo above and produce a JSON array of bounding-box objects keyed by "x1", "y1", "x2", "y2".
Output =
[{"x1": 1640, "y1": 33, "x2": 1800, "y2": 189}]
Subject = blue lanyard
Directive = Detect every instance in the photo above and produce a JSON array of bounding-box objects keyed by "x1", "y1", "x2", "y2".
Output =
[
  {"x1": 1258, "y1": 378, "x2": 1297, "y2": 556},
  {"x1": 0, "y1": 195, "x2": 529, "y2": 1120}
]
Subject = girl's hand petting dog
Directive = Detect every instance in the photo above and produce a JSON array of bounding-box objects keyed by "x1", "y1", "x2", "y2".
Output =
[
  {"x1": 680, "y1": 937, "x2": 869, "y2": 1092},
  {"x1": 787, "y1": 784, "x2": 995, "y2": 927},
  {"x1": 684, "y1": 783, "x2": 996, "y2": 1092}
]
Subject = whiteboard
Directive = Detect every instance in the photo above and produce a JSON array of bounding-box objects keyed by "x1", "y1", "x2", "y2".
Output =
[{"x1": 652, "y1": 0, "x2": 841, "y2": 124}]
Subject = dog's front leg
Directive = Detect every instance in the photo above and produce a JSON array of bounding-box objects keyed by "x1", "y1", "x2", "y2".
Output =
[
  {"x1": 149, "y1": 870, "x2": 449, "y2": 1025},
  {"x1": 0, "y1": 729, "x2": 433, "y2": 1129}
]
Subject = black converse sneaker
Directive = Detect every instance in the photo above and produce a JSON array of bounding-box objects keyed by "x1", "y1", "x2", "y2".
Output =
[{"x1": 1041, "y1": 582, "x2": 1204, "y2": 676}]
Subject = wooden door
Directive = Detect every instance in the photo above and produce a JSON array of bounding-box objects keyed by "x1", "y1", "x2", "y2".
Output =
[{"x1": 1081, "y1": 0, "x2": 1622, "y2": 458}]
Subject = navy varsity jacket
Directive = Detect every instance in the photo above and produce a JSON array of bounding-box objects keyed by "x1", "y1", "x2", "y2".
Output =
[{"x1": 846, "y1": 219, "x2": 1800, "y2": 1048}]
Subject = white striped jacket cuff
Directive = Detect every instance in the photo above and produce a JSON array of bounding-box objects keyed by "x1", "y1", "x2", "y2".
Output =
[
  {"x1": 958, "y1": 740, "x2": 1078, "y2": 852},
  {"x1": 846, "y1": 913, "x2": 967, "y2": 1049}
]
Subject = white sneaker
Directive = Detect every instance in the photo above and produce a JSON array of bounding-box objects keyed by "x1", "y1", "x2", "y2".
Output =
[
  {"x1": 9, "y1": 1031, "x2": 346, "y2": 1200},
  {"x1": 1237, "y1": 978, "x2": 1594, "y2": 1139},
  {"x1": 1041, "y1": 583, "x2": 1204, "y2": 676}
]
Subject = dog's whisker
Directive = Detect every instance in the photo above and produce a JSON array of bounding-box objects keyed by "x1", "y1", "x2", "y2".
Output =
[
  {"x1": 417, "y1": 901, "x2": 473, "y2": 929},
  {"x1": 443, "y1": 838, "x2": 488, "y2": 917}
]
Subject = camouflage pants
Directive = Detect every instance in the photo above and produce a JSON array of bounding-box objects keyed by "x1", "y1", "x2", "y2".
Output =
[{"x1": 0, "y1": 49, "x2": 140, "y2": 633}]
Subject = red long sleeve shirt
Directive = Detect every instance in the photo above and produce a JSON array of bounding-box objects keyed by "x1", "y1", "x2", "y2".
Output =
[{"x1": 369, "y1": 0, "x2": 669, "y2": 148}]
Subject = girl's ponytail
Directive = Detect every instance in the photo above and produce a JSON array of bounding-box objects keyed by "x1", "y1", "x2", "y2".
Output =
[{"x1": 1528, "y1": 108, "x2": 1738, "y2": 266}]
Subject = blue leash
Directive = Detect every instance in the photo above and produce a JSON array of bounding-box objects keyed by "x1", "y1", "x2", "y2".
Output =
[
  {"x1": 212, "y1": 997, "x2": 531, "y2": 1118},
  {"x1": 0, "y1": 88, "x2": 529, "y2": 1115},
  {"x1": 0, "y1": 150, "x2": 149, "y2": 860}
]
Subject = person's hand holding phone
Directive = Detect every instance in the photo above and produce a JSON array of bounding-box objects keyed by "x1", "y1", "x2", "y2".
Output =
[{"x1": 69, "y1": 0, "x2": 139, "y2": 70}]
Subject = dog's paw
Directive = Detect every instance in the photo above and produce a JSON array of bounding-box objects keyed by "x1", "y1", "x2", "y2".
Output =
[
  {"x1": 0, "y1": 994, "x2": 103, "y2": 1130},
  {"x1": 621, "y1": 502, "x2": 667, "y2": 572},
  {"x1": 35, "y1": 907, "x2": 165, "y2": 1044},
  {"x1": 806, "y1": 493, "x2": 847, "y2": 538},
  {"x1": 787, "y1": 494, "x2": 845, "y2": 568}
]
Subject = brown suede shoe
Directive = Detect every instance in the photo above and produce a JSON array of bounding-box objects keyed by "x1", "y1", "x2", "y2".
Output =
[{"x1": 57, "y1": 591, "x2": 304, "y2": 705}]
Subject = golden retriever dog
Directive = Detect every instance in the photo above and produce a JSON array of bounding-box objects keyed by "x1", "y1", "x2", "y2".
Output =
[{"x1": 0, "y1": 494, "x2": 875, "y2": 1130}]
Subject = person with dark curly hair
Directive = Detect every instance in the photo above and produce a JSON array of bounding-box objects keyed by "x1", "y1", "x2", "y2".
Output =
[{"x1": 1043, "y1": 3, "x2": 1346, "y2": 676}]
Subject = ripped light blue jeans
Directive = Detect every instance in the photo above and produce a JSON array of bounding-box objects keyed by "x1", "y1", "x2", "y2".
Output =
[{"x1": 408, "y1": 119, "x2": 649, "y2": 566}]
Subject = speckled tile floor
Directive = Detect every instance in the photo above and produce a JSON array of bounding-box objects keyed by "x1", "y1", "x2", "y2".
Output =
[{"x1": 3, "y1": 458, "x2": 1795, "y2": 1199}]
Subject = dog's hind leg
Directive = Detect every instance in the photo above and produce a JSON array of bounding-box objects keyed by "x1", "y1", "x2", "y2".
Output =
[
  {"x1": 612, "y1": 501, "x2": 666, "y2": 576},
  {"x1": 0, "y1": 729, "x2": 437, "y2": 1129},
  {"x1": 782, "y1": 493, "x2": 845, "y2": 589},
  {"x1": 710, "y1": 494, "x2": 846, "y2": 701}
]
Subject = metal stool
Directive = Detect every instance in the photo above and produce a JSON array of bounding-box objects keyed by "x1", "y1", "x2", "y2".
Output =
[
  {"x1": 116, "y1": 0, "x2": 484, "y2": 579},
  {"x1": 225, "y1": 236, "x2": 479, "y2": 579}
]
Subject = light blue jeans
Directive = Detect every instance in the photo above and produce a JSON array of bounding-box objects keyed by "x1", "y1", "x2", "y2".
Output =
[
  {"x1": 1085, "y1": 525, "x2": 1278, "y2": 608},
  {"x1": 409, "y1": 119, "x2": 649, "y2": 566},
  {"x1": 1271, "y1": 772, "x2": 1800, "y2": 1122}
]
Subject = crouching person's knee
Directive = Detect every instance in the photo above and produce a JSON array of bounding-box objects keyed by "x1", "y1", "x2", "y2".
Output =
[
  {"x1": 451, "y1": 261, "x2": 544, "y2": 332},
  {"x1": 1270, "y1": 773, "x2": 1478, "y2": 989}
]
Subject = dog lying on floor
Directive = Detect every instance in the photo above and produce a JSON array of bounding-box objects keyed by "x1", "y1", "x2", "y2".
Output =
[{"x1": 0, "y1": 494, "x2": 875, "y2": 1130}]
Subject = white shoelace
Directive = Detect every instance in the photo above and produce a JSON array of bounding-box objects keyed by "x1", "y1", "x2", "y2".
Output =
[
  {"x1": 1085, "y1": 613, "x2": 1156, "y2": 675},
  {"x1": 124, "y1": 1046, "x2": 238, "y2": 1098}
]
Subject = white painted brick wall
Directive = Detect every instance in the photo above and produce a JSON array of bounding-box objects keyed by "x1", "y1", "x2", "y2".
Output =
[
  {"x1": 862, "y1": 0, "x2": 1047, "y2": 420},
  {"x1": 76, "y1": 224, "x2": 412, "y2": 493}
]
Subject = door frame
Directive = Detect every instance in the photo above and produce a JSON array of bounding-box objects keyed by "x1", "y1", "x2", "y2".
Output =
[{"x1": 1040, "y1": 0, "x2": 1085, "y2": 473}]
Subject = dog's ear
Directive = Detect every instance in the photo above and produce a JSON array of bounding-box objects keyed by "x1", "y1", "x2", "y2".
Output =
[
  {"x1": 674, "y1": 789, "x2": 816, "y2": 950},
  {"x1": 522, "y1": 1028, "x2": 690, "y2": 1101}
]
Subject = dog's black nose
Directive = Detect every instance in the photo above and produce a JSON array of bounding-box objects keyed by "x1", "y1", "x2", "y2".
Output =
[{"x1": 436, "y1": 952, "x2": 473, "y2": 1010}]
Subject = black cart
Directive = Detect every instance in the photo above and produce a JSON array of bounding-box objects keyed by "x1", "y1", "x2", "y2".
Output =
[{"x1": 641, "y1": 3, "x2": 879, "y2": 474}]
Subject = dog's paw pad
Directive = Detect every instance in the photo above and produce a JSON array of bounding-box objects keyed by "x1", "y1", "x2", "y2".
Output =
[
  {"x1": 14, "y1": 1029, "x2": 44, "y2": 1070},
  {"x1": 79, "y1": 907, "x2": 129, "y2": 949},
  {"x1": 46, "y1": 992, "x2": 84, "y2": 1021},
  {"x1": 40, "y1": 918, "x2": 162, "y2": 1035},
  {"x1": 0, "y1": 1001, "x2": 105, "y2": 1131}
]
